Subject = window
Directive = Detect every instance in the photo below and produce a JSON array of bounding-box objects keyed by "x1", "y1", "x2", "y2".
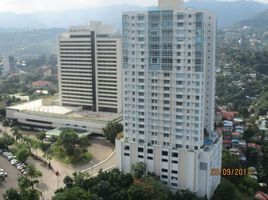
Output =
[
  {"x1": 200, "y1": 162, "x2": 207, "y2": 170},
  {"x1": 138, "y1": 147, "x2": 144, "y2": 152},
  {"x1": 161, "y1": 175, "x2": 168, "y2": 179},
  {"x1": 177, "y1": 22, "x2": 184, "y2": 27},
  {"x1": 164, "y1": 80, "x2": 170, "y2": 84},
  {"x1": 162, "y1": 151, "x2": 168, "y2": 156},
  {"x1": 171, "y1": 170, "x2": 178, "y2": 174},
  {"x1": 172, "y1": 152, "x2": 178, "y2": 157},
  {"x1": 176, "y1": 102, "x2": 183, "y2": 106},
  {"x1": 124, "y1": 146, "x2": 130, "y2": 150},
  {"x1": 147, "y1": 149, "x2": 153, "y2": 154},
  {"x1": 177, "y1": 14, "x2": 184, "y2": 20},
  {"x1": 164, "y1": 73, "x2": 170, "y2": 77},
  {"x1": 162, "y1": 168, "x2": 168, "y2": 172}
]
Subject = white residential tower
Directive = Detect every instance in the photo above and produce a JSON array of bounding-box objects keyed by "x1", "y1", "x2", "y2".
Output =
[{"x1": 116, "y1": 0, "x2": 222, "y2": 198}]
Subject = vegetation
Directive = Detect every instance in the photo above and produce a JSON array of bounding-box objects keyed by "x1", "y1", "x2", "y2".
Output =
[
  {"x1": 16, "y1": 146, "x2": 30, "y2": 163},
  {"x1": 0, "y1": 134, "x2": 14, "y2": 149},
  {"x1": 216, "y1": 49, "x2": 268, "y2": 117},
  {"x1": 212, "y1": 178, "x2": 239, "y2": 200},
  {"x1": 52, "y1": 168, "x2": 205, "y2": 200},
  {"x1": 103, "y1": 122, "x2": 123, "y2": 144},
  {"x1": 48, "y1": 128, "x2": 92, "y2": 164},
  {"x1": 218, "y1": 150, "x2": 259, "y2": 198},
  {"x1": 3, "y1": 164, "x2": 42, "y2": 200}
]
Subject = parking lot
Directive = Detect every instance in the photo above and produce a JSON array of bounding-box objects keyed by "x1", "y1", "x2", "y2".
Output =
[{"x1": 0, "y1": 156, "x2": 20, "y2": 198}]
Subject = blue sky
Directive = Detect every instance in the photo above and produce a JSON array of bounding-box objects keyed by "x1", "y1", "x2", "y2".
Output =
[{"x1": 0, "y1": 0, "x2": 267, "y2": 13}]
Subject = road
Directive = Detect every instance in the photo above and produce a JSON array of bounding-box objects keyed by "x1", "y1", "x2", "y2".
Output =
[
  {"x1": 81, "y1": 151, "x2": 116, "y2": 176},
  {"x1": 0, "y1": 156, "x2": 20, "y2": 199},
  {"x1": 0, "y1": 125, "x2": 117, "y2": 200}
]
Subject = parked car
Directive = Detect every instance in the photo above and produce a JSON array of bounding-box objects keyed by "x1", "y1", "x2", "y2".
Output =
[
  {"x1": 0, "y1": 169, "x2": 8, "y2": 178},
  {"x1": 16, "y1": 163, "x2": 26, "y2": 170},
  {"x1": 3, "y1": 152, "x2": 12, "y2": 158},
  {"x1": 21, "y1": 169, "x2": 28, "y2": 175},
  {"x1": 10, "y1": 159, "x2": 18, "y2": 165},
  {"x1": 7, "y1": 155, "x2": 15, "y2": 161}
]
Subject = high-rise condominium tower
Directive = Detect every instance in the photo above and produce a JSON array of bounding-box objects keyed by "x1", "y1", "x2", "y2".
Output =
[
  {"x1": 116, "y1": 0, "x2": 222, "y2": 198},
  {"x1": 58, "y1": 21, "x2": 122, "y2": 113}
]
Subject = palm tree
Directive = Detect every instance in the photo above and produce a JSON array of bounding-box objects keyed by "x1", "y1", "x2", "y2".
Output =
[
  {"x1": 37, "y1": 131, "x2": 46, "y2": 145},
  {"x1": 26, "y1": 164, "x2": 42, "y2": 190},
  {"x1": 2, "y1": 119, "x2": 9, "y2": 132},
  {"x1": 22, "y1": 136, "x2": 32, "y2": 154},
  {"x1": 11, "y1": 126, "x2": 22, "y2": 142}
]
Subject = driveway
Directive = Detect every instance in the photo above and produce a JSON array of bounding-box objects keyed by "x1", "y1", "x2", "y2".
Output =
[
  {"x1": 28, "y1": 137, "x2": 115, "y2": 200},
  {"x1": 0, "y1": 156, "x2": 20, "y2": 199}
]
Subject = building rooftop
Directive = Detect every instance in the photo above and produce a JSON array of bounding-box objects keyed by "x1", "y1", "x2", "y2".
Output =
[{"x1": 7, "y1": 99, "x2": 122, "y2": 123}]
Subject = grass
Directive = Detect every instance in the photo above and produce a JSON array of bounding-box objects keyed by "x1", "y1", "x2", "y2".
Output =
[{"x1": 49, "y1": 143, "x2": 92, "y2": 165}]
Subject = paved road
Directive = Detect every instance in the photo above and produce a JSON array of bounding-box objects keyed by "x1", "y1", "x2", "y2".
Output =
[
  {"x1": 81, "y1": 151, "x2": 116, "y2": 176},
  {"x1": 0, "y1": 125, "x2": 117, "y2": 200},
  {"x1": 0, "y1": 156, "x2": 20, "y2": 200}
]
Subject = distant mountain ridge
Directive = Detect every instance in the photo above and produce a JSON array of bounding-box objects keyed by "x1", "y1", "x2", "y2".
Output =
[
  {"x1": 234, "y1": 9, "x2": 268, "y2": 29},
  {"x1": 0, "y1": 0, "x2": 268, "y2": 29}
]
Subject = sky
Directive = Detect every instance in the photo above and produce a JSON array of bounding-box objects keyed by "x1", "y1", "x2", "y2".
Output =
[{"x1": 0, "y1": 0, "x2": 267, "y2": 13}]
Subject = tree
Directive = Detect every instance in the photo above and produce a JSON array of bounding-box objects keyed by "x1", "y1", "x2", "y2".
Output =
[
  {"x1": 211, "y1": 178, "x2": 239, "y2": 200},
  {"x1": 175, "y1": 189, "x2": 206, "y2": 200},
  {"x1": 16, "y1": 147, "x2": 30, "y2": 162},
  {"x1": 127, "y1": 184, "x2": 145, "y2": 200},
  {"x1": 4, "y1": 176, "x2": 40, "y2": 200},
  {"x1": 37, "y1": 131, "x2": 46, "y2": 145},
  {"x1": 52, "y1": 187, "x2": 98, "y2": 200},
  {"x1": 17, "y1": 176, "x2": 40, "y2": 200},
  {"x1": 3, "y1": 188, "x2": 21, "y2": 200},
  {"x1": 63, "y1": 176, "x2": 74, "y2": 188},
  {"x1": 103, "y1": 122, "x2": 123, "y2": 144},
  {"x1": 0, "y1": 134, "x2": 14, "y2": 149},
  {"x1": 26, "y1": 164, "x2": 42, "y2": 190},
  {"x1": 243, "y1": 125, "x2": 257, "y2": 141},
  {"x1": 2, "y1": 119, "x2": 9, "y2": 132},
  {"x1": 238, "y1": 176, "x2": 258, "y2": 195},
  {"x1": 11, "y1": 126, "x2": 22, "y2": 142},
  {"x1": 132, "y1": 162, "x2": 146, "y2": 179},
  {"x1": 59, "y1": 129, "x2": 79, "y2": 155},
  {"x1": 221, "y1": 150, "x2": 241, "y2": 183}
]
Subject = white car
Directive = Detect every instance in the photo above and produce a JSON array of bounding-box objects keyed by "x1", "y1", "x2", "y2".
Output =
[
  {"x1": 21, "y1": 169, "x2": 28, "y2": 175},
  {"x1": 10, "y1": 159, "x2": 18, "y2": 165},
  {"x1": 7, "y1": 155, "x2": 15, "y2": 161},
  {"x1": 3, "y1": 152, "x2": 12, "y2": 157},
  {"x1": 16, "y1": 163, "x2": 26, "y2": 170},
  {"x1": 0, "y1": 171, "x2": 8, "y2": 178}
]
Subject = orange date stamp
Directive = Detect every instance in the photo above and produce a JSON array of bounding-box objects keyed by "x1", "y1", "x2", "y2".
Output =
[{"x1": 210, "y1": 168, "x2": 251, "y2": 176}]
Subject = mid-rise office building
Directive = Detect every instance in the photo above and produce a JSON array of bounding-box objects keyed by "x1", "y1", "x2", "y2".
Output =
[
  {"x1": 116, "y1": 0, "x2": 222, "y2": 198},
  {"x1": 58, "y1": 21, "x2": 122, "y2": 113}
]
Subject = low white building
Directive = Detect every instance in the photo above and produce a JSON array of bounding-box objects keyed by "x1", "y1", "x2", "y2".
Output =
[{"x1": 6, "y1": 99, "x2": 122, "y2": 134}]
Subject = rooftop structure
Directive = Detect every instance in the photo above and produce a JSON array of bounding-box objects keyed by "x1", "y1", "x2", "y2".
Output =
[{"x1": 6, "y1": 99, "x2": 122, "y2": 134}]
